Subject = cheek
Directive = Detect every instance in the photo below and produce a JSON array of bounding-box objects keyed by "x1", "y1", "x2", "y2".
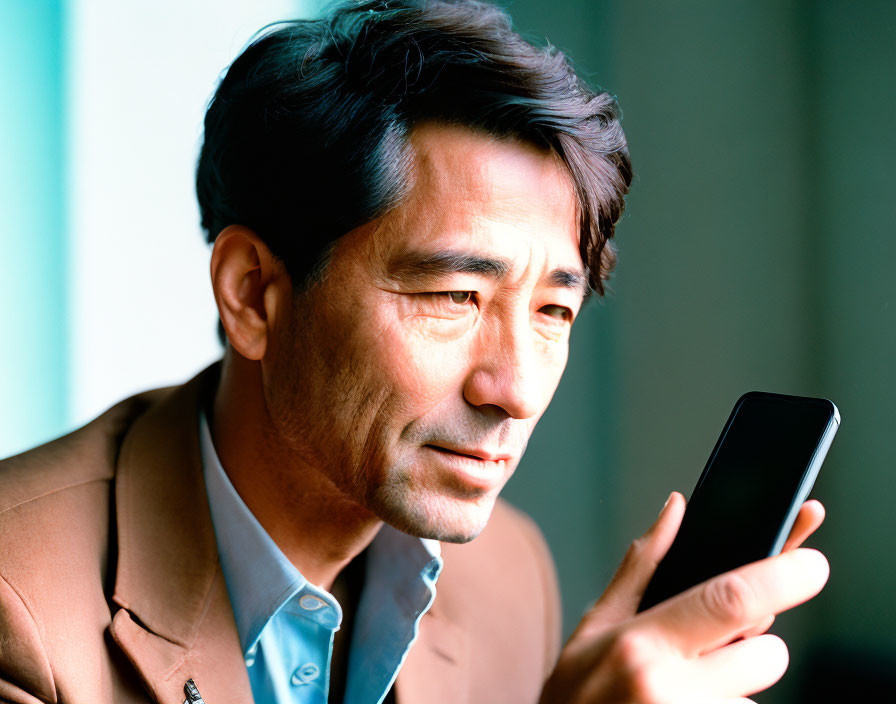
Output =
[
  {"x1": 344, "y1": 289, "x2": 470, "y2": 393},
  {"x1": 539, "y1": 335, "x2": 569, "y2": 374},
  {"x1": 368, "y1": 316, "x2": 474, "y2": 408},
  {"x1": 534, "y1": 336, "x2": 571, "y2": 402}
]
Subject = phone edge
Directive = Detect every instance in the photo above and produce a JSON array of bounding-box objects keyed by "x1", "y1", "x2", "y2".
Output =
[{"x1": 767, "y1": 402, "x2": 841, "y2": 557}]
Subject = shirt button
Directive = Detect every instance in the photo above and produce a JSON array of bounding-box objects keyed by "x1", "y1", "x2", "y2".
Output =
[
  {"x1": 291, "y1": 663, "x2": 321, "y2": 686},
  {"x1": 298, "y1": 594, "x2": 327, "y2": 611}
]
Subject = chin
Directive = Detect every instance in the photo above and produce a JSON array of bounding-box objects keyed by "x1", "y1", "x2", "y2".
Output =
[{"x1": 371, "y1": 485, "x2": 498, "y2": 543}]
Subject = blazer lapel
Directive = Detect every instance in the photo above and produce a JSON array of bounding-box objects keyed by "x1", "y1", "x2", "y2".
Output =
[{"x1": 108, "y1": 365, "x2": 253, "y2": 704}]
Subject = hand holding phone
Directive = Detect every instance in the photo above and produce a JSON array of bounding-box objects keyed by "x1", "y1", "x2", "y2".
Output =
[
  {"x1": 540, "y1": 497, "x2": 829, "y2": 703},
  {"x1": 638, "y1": 391, "x2": 839, "y2": 612},
  {"x1": 540, "y1": 395, "x2": 839, "y2": 704}
]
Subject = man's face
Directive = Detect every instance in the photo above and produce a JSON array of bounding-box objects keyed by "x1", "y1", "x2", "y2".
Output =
[{"x1": 265, "y1": 123, "x2": 585, "y2": 542}]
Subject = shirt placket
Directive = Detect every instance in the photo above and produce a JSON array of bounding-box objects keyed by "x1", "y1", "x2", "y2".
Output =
[{"x1": 247, "y1": 585, "x2": 342, "y2": 704}]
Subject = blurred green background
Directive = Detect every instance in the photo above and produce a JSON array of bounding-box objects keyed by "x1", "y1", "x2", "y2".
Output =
[{"x1": 2, "y1": 0, "x2": 893, "y2": 701}]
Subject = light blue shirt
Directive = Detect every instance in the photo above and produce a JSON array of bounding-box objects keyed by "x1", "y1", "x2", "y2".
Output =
[{"x1": 199, "y1": 414, "x2": 443, "y2": 704}]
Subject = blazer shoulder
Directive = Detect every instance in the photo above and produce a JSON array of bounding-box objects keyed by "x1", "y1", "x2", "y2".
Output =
[
  {"x1": 487, "y1": 497, "x2": 553, "y2": 553},
  {"x1": 0, "y1": 388, "x2": 167, "y2": 515},
  {"x1": 438, "y1": 498, "x2": 563, "y2": 687},
  {"x1": 442, "y1": 497, "x2": 557, "y2": 575},
  {"x1": 0, "y1": 383, "x2": 181, "y2": 704}
]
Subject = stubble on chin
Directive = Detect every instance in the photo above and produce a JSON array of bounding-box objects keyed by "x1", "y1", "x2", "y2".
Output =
[{"x1": 367, "y1": 466, "x2": 496, "y2": 544}]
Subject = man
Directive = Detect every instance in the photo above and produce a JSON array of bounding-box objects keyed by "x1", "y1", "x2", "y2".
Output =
[{"x1": 0, "y1": 1, "x2": 828, "y2": 703}]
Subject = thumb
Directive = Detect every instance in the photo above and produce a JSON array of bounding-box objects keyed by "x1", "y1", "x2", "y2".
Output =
[{"x1": 586, "y1": 491, "x2": 685, "y2": 631}]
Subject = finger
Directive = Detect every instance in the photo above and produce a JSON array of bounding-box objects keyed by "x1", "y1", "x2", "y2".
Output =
[
  {"x1": 641, "y1": 548, "x2": 829, "y2": 656},
  {"x1": 691, "y1": 634, "x2": 789, "y2": 698},
  {"x1": 781, "y1": 500, "x2": 825, "y2": 552},
  {"x1": 701, "y1": 500, "x2": 822, "y2": 644},
  {"x1": 738, "y1": 614, "x2": 775, "y2": 640},
  {"x1": 588, "y1": 492, "x2": 686, "y2": 624}
]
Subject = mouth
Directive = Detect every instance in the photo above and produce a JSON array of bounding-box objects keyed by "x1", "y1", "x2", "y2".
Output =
[
  {"x1": 424, "y1": 444, "x2": 513, "y2": 463},
  {"x1": 422, "y1": 444, "x2": 513, "y2": 493}
]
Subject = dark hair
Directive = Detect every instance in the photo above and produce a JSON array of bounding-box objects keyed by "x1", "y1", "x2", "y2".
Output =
[{"x1": 197, "y1": 0, "x2": 631, "y2": 303}]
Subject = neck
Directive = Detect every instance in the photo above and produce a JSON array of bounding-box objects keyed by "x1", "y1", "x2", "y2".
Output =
[{"x1": 210, "y1": 350, "x2": 382, "y2": 591}]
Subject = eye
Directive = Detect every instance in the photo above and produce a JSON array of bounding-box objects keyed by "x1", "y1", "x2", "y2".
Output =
[
  {"x1": 446, "y1": 291, "x2": 474, "y2": 305},
  {"x1": 413, "y1": 290, "x2": 477, "y2": 317},
  {"x1": 539, "y1": 304, "x2": 572, "y2": 322}
]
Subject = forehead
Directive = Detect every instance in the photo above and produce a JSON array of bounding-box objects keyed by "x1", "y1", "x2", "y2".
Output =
[{"x1": 369, "y1": 123, "x2": 581, "y2": 268}]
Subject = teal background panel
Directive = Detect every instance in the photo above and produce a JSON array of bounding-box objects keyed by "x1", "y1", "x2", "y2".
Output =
[{"x1": 0, "y1": 0, "x2": 68, "y2": 458}]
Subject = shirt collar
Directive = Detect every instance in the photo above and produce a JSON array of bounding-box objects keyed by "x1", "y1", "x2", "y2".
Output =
[{"x1": 198, "y1": 412, "x2": 441, "y2": 655}]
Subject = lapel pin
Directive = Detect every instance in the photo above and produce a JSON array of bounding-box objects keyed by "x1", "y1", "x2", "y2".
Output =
[{"x1": 183, "y1": 678, "x2": 206, "y2": 704}]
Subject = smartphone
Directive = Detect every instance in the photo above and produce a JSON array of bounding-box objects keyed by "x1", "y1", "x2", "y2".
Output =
[{"x1": 637, "y1": 391, "x2": 840, "y2": 612}]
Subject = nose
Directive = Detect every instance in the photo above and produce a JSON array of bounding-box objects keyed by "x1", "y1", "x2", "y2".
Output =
[{"x1": 463, "y1": 311, "x2": 544, "y2": 420}]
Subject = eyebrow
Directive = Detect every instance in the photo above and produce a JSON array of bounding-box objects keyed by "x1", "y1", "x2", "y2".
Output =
[
  {"x1": 386, "y1": 250, "x2": 511, "y2": 284},
  {"x1": 547, "y1": 268, "x2": 589, "y2": 299},
  {"x1": 386, "y1": 248, "x2": 589, "y2": 299}
]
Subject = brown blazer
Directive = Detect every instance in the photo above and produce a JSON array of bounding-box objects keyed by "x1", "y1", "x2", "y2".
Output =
[{"x1": 0, "y1": 367, "x2": 562, "y2": 704}]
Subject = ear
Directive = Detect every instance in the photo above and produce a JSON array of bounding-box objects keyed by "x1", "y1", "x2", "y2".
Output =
[{"x1": 210, "y1": 225, "x2": 290, "y2": 360}]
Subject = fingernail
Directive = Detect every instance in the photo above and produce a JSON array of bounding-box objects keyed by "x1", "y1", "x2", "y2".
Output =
[{"x1": 659, "y1": 492, "x2": 673, "y2": 515}]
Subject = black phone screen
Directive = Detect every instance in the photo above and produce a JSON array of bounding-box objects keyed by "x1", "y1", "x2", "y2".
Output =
[{"x1": 637, "y1": 392, "x2": 836, "y2": 612}]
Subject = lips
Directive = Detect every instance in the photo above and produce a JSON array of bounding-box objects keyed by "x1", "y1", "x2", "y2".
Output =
[
  {"x1": 422, "y1": 444, "x2": 514, "y2": 494},
  {"x1": 424, "y1": 444, "x2": 513, "y2": 463}
]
